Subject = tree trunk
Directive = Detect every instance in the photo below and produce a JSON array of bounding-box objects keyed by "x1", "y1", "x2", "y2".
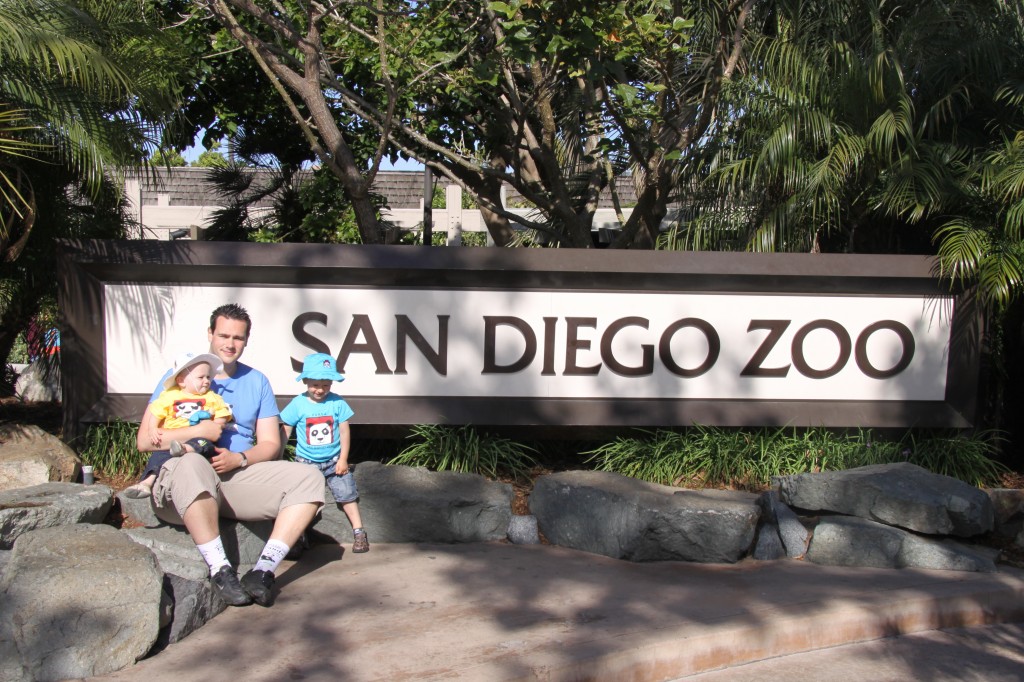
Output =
[{"x1": 454, "y1": 163, "x2": 515, "y2": 247}]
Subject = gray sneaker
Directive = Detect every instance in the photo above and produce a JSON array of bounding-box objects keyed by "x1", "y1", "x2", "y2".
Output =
[
  {"x1": 211, "y1": 565, "x2": 252, "y2": 606},
  {"x1": 352, "y1": 529, "x2": 370, "y2": 553},
  {"x1": 169, "y1": 440, "x2": 185, "y2": 457}
]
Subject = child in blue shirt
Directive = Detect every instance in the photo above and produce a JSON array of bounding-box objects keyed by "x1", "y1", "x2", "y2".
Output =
[{"x1": 280, "y1": 353, "x2": 369, "y2": 553}]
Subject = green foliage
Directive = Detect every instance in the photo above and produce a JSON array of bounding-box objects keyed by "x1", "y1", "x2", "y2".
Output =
[
  {"x1": 193, "y1": 0, "x2": 748, "y2": 247},
  {"x1": 203, "y1": 162, "x2": 368, "y2": 244},
  {"x1": 585, "y1": 427, "x2": 1009, "y2": 490},
  {"x1": 460, "y1": 232, "x2": 488, "y2": 247},
  {"x1": 159, "y1": 7, "x2": 317, "y2": 169},
  {"x1": 690, "y1": 0, "x2": 1024, "y2": 272},
  {"x1": 389, "y1": 424, "x2": 538, "y2": 481},
  {"x1": 935, "y1": 130, "x2": 1024, "y2": 308},
  {"x1": 149, "y1": 148, "x2": 186, "y2": 167},
  {"x1": 192, "y1": 142, "x2": 229, "y2": 168},
  {"x1": 407, "y1": 229, "x2": 489, "y2": 247},
  {"x1": 0, "y1": 0, "x2": 182, "y2": 203},
  {"x1": 294, "y1": 170, "x2": 364, "y2": 244},
  {"x1": 9, "y1": 331, "x2": 27, "y2": 364},
  {"x1": 0, "y1": 0, "x2": 183, "y2": 369},
  {"x1": 77, "y1": 419, "x2": 146, "y2": 478}
]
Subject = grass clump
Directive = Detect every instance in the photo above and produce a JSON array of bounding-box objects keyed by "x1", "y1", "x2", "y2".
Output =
[
  {"x1": 584, "y1": 426, "x2": 1009, "y2": 490},
  {"x1": 389, "y1": 424, "x2": 538, "y2": 481},
  {"x1": 77, "y1": 419, "x2": 146, "y2": 478}
]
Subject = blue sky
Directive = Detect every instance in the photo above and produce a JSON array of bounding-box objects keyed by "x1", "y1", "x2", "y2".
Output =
[{"x1": 181, "y1": 133, "x2": 423, "y2": 170}]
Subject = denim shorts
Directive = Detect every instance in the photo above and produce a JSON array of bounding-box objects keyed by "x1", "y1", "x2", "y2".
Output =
[{"x1": 296, "y1": 456, "x2": 359, "y2": 503}]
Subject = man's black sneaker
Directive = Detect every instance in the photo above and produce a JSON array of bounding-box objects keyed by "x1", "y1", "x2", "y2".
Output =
[
  {"x1": 211, "y1": 565, "x2": 252, "y2": 606},
  {"x1": 240, "y1": 568, "x2": 276, "y2": 607},
  {"x1": 286, "y1": 531, "x2": 309, "y2": 560}
]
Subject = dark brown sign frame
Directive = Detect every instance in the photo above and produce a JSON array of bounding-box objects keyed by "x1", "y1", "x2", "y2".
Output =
[{"x1": 57, "y1": 239, "x2": 979, "y2": 439}]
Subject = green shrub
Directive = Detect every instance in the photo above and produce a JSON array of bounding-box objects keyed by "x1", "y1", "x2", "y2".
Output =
[
  {"x1": 389, "y1": 424, "x2": 538, "y2": 480},
  {"x1": 584, "y1": 426, "x2": 1009, "y2": 489},
  {"x1": 77, "y1": 419, "x2": 146, "y2": 477},
  {"x1": 10, "y1": 331, "x2": 28, "y2": 364}
]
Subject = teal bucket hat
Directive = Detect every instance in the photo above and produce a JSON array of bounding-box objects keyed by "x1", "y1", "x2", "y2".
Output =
[{"x1": 296, "y1": 353, "x2": 345, "y2": 382}]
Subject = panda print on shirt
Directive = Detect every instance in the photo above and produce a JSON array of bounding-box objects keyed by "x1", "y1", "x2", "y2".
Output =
[
  {"x1": 305, "y1": 415, "x2": 335, "y2": 448},
  {"x1": 173, "y1": 399, "x2": 206, "y2": 421}
]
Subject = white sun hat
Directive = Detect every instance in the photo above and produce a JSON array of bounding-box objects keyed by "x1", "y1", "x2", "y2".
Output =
[{"x1": 163, "y1": 351, "x2": 224, "y2": 390}]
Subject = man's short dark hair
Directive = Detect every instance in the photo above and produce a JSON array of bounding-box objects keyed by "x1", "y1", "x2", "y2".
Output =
[{"x1": 210, "y1": 303, "x2": 252, "y2": 338}]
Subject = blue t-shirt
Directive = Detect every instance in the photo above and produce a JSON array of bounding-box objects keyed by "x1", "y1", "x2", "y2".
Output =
[
  {"x1": 149, "y1": 362, "x2": 278, "y2": 452},
  {"x1": 280, "y1": 393, "x2": 354, "y2": 462}
]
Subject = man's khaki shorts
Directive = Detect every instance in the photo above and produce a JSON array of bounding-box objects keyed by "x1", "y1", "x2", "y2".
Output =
[{"x1": 152, "y1": 452, "x2": 325, "y2": 525}]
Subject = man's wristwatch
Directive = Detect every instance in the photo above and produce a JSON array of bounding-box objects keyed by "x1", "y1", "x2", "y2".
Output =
[{"x1": 238, "y1": 452, "x2": 248, "y2": 469}]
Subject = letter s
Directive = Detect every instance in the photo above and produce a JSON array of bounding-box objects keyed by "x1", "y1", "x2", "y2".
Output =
[{"x1": 291, "y1": 312, "x2": 331, "y2": 373}]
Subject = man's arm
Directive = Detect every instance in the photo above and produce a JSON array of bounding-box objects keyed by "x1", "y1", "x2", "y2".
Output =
[
  {"x1": 247, "y1": 415, "x2": 283, "y2": 463},
  {"x1": 210, "y1": 415, "x2": 281, "y2": 474}
]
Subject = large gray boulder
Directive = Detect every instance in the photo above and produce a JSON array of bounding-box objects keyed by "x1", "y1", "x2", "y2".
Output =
[
  {"x1": 154, "y1": 573, "x2": 220, "y2": 650},
  {"x1": 0, "y1": 424, "x2": 81, "y2": 491},
  {"x1": 986, "y1": 488, "x2": 1024, "y2": 547},
  {"x1": 117, "y1": 489, "x2": 276, "y2": 565},
  {"x1": 125, "y1": 526, "x2": 211, "y2": 581},
  {"x1": 761, "y1": 489, "x2": 806, "y2": 557},
  {"x1": 117, "y1": 487, "x2": 162, "y2": 528},
  {"x1": 0, "y1": 524, "x2": 163, "y2": 681},
  {"x1": 311, "y1": 461, "x2": 513, "y2": 544},
  {"x1": 125, "y1": 527, "x2": 230, "y2": 646},
  {"x1": 805, "y1": 515, "x2": 998, "y2": 572},
  {"x1": 753, "y1": 491, "x2": 811, "y2": 561},
  {"x1": 530, "y1": 470, "x2": 761, "y2": 563},
  {"x1": 0, "y1": 482, "x2": 113, "y2": 548},
  {"x1": 751, "y1": 520, "x2": 786, "y2": 561},
  {"x1": 117, "y1": 491, "x2": 290, "y2": 645},
  {"x1": 125, "y1": 519, "x2": 273, "y2": 571},
  {"x1": 774, "y1": 463, "x2": 994, "y2": 537}
]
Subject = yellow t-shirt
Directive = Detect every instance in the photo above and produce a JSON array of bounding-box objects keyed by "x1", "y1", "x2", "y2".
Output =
[{"x1": 149, "y1": 387, "x2": 233, "y2": 430}]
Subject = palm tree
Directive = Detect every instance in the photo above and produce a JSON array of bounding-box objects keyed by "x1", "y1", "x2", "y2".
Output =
[
  {"x1": 679, "y1": 0, "x2": 1024, "y2": 274},
  {"x1": 935, "y1": 112, "x2": 1024, "y2": 310},
  {"x1": 0, "y1": 0, "x2": 182, "y2": 373}
]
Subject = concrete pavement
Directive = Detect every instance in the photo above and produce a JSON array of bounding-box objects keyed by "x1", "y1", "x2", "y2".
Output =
[
  {"x1": 96, "y1": 542, "x2": 1024, "y2": 681},
  {"x1": 681, "y1": 622, "x2": 1024, "y2": 681}
]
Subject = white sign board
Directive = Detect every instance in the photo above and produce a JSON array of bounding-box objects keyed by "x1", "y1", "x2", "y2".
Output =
[{"x1": 104, "y1": 284, "x2": 952, "y2": 402}]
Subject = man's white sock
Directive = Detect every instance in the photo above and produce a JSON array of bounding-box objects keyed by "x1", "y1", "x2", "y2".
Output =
[
  {"x1": 196, "y1": 537, "x2": 231, "y2": 576},
  {"x1": 253, "y1": 539, "x2": 290, "y2": 574}
]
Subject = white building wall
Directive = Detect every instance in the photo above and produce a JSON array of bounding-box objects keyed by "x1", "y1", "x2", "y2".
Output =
[{"x1": 128, "y1": 173, "x2": 642, "y2": 242}]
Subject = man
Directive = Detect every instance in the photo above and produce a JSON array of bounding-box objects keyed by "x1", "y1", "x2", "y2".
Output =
[{"x1": 136, "y1": 303, "x2": 324, "y2": 607}]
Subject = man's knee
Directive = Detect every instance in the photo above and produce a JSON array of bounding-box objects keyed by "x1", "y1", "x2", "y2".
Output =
[
  {"x1": 287, "y1": 463, "x2": 328, "y2": 507},
  {"x1": 154, "y1": 452, "x2": 220, "y2": 519}
]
